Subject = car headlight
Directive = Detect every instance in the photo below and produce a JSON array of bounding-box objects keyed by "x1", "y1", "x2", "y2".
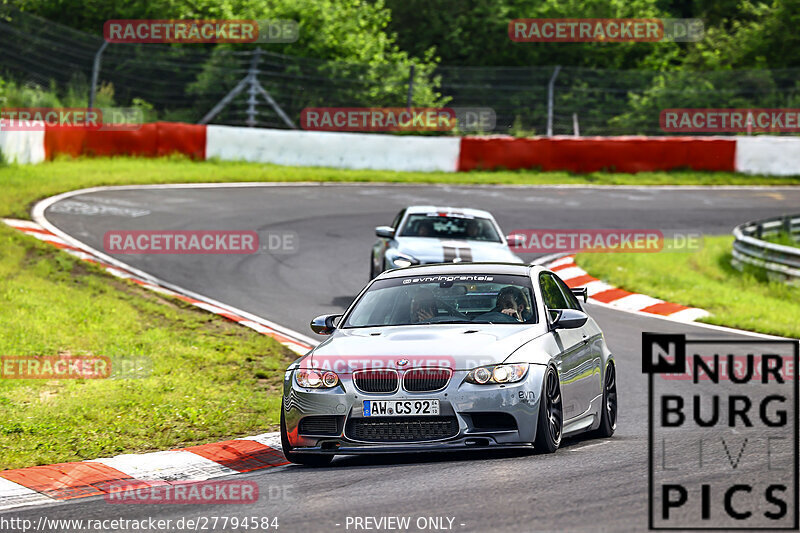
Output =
[
  {"x1": 295, "y1": 369, "x2": 339, "y2": 388},
  {"x1": 466, "y1": 363, "x2": 528, "y2": 384},
  {"x1": 388, "y1": 252, "x2": 418, "y2": 269}
]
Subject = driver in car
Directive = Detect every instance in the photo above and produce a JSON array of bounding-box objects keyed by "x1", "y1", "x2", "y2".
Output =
[
  {"x1": 417, "y1": 220, "x2": 434, "y2": 237},
  {"x1": 410, "y1": 289, "x2": 438, "y2": 323}
]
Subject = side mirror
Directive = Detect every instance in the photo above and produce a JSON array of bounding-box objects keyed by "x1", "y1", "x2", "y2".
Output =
[
  {"x1": 375, "y1": 226, "x2": 395, "y2": 239},
  {"x1": 310, "y1": 314, "x2": 342, "y2": 335},
  {"x1": 506, "y1": 234, "x2": 525, "y2": 248},
  {"x1": 551, "y1": 309, "x2": 588, "y2": 330},
  {"x1": 570, "y1": 287, "x2": 588, "y2": 303}
]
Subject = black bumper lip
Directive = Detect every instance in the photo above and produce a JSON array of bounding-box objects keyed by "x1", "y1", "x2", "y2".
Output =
[{"x1": 290, "y1": 438, "x2": 533, "y2": 455}]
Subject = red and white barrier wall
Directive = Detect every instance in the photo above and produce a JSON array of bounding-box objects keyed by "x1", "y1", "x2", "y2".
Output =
[{"x1": 2, "y1": 122, "x2": 799, "y2": 175}]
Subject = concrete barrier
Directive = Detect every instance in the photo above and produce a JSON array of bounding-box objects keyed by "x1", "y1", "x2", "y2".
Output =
[
  {"x1": 0, "y1": 130, "x2": 45, "y2": 164},
  {"x1": 206, "y1": 125, "x2": 461, "y2": 172},
  {"x1": 735, "y1": 137, "x2": 800, "y2": 176}
]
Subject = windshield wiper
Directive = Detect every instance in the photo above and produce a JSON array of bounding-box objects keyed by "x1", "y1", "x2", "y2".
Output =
[{"x1": 414, "y1": 319, "x2": 473, "y2": 325}]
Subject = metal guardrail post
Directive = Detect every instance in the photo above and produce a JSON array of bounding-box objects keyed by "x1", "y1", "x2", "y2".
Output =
[
  {"x1": 546, "y1": 65, "x2": 561, "y2": 137},
  {"x1": 89, "y1": 41, "x2": 109, "y2": 109},
  {"x1": 407, "y1": 64, "x2": 415, "y2": 108}
]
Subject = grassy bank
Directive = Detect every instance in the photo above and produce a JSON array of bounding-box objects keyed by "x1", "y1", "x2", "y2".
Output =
[
  {"x1": 575, "y1": 236, "x2": 800, "y2": 338},
  {"x1": 0, "y1": 217, "x2": 294, "y2": 469}
]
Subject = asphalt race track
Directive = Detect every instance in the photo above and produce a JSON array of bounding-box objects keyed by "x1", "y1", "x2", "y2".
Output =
[{"x1": 11, "y1": 184, "x2": 800, "y2": 532}]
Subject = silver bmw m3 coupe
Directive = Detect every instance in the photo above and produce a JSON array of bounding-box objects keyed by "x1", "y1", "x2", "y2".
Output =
[
  {"x1": 280, "y1": 262, "x2": 617, "y2": 466},
  {"x1": 370, "y1": 206, "x2": 523, "y2": 279}
]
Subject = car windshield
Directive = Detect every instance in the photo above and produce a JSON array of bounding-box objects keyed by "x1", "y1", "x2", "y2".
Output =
[
  {"x1": 343, "y1": 274, "x2": 537, "y2": 328},
  {"x1": 398, "y1": 213, "x2": 501, "y2": 242}
]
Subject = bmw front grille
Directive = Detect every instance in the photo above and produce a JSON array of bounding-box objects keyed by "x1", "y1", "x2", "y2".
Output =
[
  {"x1": 353, "y1": 369, "x2": 399, "y2": 393},
  {"x1": 402, "y1": 368, "x2": 453, "y2": 392},
  {"x1": 352, "y1": 367, "x2": 453, "y2": 393}
]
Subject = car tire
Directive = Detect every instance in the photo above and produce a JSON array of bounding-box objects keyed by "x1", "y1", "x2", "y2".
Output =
[
  {"x1": 280, "y1": 400, "x2": 334, "y2": 467},
  {"x1": 534, "y1": 366, "x2": 562, "y2": 453},
  {"x1": 594, "y1": 362, "x2": 617, "y2": 438}
]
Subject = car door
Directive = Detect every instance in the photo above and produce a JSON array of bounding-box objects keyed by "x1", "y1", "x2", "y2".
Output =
[
  {"x1": 539, "y1": 272, "x2": 594, "y2": 421},
  {"x1": 552, "y1": 274, "x2": 603, "y2": 415}
]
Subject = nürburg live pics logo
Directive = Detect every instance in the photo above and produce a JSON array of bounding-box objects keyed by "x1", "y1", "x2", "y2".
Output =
[{"x1": 643, "y1": 333, "x2": 798, "y2": 530}]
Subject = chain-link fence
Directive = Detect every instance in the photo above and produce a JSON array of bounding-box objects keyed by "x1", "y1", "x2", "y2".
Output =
[{"x1": 2, "y1": 7, "x2": 800, "y2": 135}]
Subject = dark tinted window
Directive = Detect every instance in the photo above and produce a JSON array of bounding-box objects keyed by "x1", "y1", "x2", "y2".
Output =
[
  {"x1": 539, "y1": 273, "x2": 571, "y2": 321},
  {"x1": 554, "y1": 275, "x2": 583, "y2": 311},
  {"x1": 398, "y1": 213, "x2": 500, "y2": 242},
  {"x1": 540, "y1": 273, "x2": 570, "y2": 309}
]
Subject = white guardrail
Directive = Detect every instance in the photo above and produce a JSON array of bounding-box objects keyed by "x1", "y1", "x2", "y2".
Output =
[{"x1": 732, "y1": 214, "x2": 800, "y2": 284}]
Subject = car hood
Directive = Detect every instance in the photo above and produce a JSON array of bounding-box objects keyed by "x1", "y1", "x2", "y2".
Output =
[
  {"x1": 394, "y1": 237, "x2": 522, "y2": 264},
  {"x1": 305, "y1": 324, "x2": 546, "y2": 372}
]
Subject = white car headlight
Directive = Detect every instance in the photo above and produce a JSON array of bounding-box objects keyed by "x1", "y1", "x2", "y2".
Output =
[
  {"x1": 466, "y1": 363, "x2": 528, "y2": 385},
  {"x1": 296, "y1": 369, "x2": 339, "y2": 388},
  {"x1": 388, "y1": 252, "x2": 418, "y2": 269},
  {"x1": 392, "y1": 257, "x2": 413, "y2": 268}
]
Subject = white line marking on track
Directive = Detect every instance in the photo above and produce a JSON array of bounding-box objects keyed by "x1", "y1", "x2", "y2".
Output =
[{"x1": 570, "y1": 440, "x2": 612, "y2": 452}]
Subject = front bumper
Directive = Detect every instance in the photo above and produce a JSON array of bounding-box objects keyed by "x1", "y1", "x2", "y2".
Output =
[{"x1": 282, "y1": 365, "x2": 546, "y2": 454}]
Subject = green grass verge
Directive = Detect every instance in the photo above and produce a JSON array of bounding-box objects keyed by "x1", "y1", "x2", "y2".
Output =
[
  {"x1": 0, "y1": 222, "x2": 295, "y2": 470},
  {"x1": 2, "y1": 156, "x2": 800, "y2": 218},
  {"x1": 574, "y1": 236, "x2": 800, "y2": 338}
]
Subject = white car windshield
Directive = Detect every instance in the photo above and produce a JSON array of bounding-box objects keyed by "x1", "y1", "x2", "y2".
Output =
[
  {"x1": 398, "y1": 213, "x2": 501, "y2": 242},
  {"x1": 343, "y1": 274, "x2": 537, "y2": 328}
]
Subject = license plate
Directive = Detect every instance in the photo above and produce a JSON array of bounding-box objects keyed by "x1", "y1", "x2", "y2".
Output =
[{"x1": 363, "y1": 399, "x2": 440, "y2": 417}]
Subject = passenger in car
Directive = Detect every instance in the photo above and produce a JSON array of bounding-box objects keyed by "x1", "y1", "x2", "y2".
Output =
[{"x1": 475, "y1": 286, "x2": 531, "y2": 323}]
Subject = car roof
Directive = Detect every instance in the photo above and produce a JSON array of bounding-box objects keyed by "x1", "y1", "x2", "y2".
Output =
[
  {"x1": 377, "y1": 262, "x2": 548, "y2": 279},
  {"x1": 403, "y1": 206, "x2": 495, "y2": 219}
]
